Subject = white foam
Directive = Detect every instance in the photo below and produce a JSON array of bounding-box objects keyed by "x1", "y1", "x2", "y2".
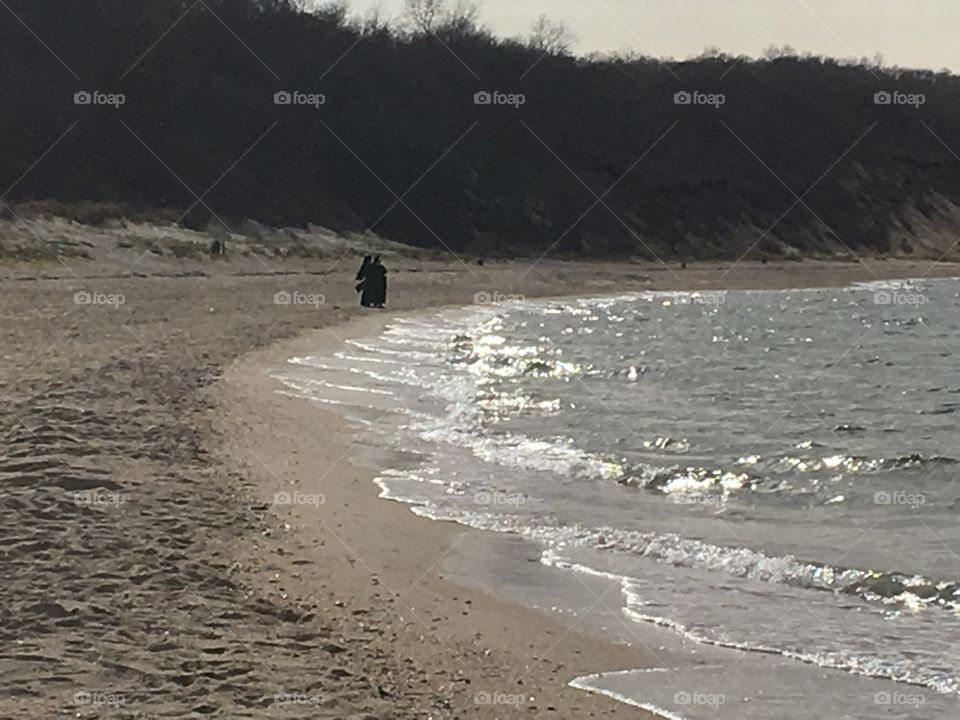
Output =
[{"x1": 570, "y1": 671, "x2": 689, "y2": 720}]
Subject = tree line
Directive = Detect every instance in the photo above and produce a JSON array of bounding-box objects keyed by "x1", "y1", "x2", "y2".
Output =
[{"x1": 2, "y1": 0, "x2": 960, "y2": 259}]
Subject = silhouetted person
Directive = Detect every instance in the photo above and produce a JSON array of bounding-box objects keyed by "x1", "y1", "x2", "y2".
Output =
[
  {"x1": 367, "y1": 256, "x2": 387, "y2": 308},
  {"x1": 210, "y1": 239, "x2": 221, "y2": 257},
  {"x1": 355, "y1": 255, "x2": 373, "y2": 307}
]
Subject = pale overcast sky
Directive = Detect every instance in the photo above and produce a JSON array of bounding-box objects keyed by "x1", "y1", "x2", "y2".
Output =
[{"x1": 340, "y1": 0, "x2": 959, "y2": 71}]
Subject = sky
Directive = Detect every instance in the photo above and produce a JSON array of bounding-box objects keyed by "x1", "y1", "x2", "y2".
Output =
[{"x1": 338, "y1": 0, "x2": 960, "y2": 72}]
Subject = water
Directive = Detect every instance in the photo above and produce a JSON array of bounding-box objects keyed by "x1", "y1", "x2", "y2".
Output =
[{"x1": 275, "y1": 278, "x2": 960, "y2": 719}]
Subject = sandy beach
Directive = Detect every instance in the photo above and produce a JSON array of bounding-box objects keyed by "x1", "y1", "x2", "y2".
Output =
[{"x1": 3, "y1": 227, "x2": 959, "y2": 718}]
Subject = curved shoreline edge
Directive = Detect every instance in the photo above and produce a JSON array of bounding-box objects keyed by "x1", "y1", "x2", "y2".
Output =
[
  {"x1": 4, "y1": 252, "x2": 960, "y2": 717},
  {"x1": 217, "y1": 309, "x2": 662, "y2": 719},
  {"x1": 211, "y1": 258, "x2": 960, "y2": 718}
]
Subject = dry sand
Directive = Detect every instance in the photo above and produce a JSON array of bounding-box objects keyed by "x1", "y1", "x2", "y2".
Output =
[{"x1": 2, "y1": 224, "x2": 959, "y2": 717}]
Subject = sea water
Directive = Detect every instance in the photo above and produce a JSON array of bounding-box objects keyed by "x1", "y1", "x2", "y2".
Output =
[{"x1": 275, "y1": 278, "x2": 960, "y2": 719}]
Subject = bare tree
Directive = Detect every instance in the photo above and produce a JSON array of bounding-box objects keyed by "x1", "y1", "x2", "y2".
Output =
[
  {"x1": 403, "y1": 0, "x2": 483, "y2": 38},
  {"x1": 289, "y1": 0, "x2": 346, "y2": 18},
  {"x1": 762, "y1": 44, "x2": 797, "y2": 60},
  {"x1": 316, "y1": 0, "x2": 349, "y2": 26},
  {"x1": 696, "y1": 45, "x2": 723, "y2": 59},
  {"x1": 349, "y1": 3, "x2": 389, "y2": 36},
  {"x1": 528, "y1": 14, "x2": 575, "y2": 55},
  {"x1": 404, "y1": 0, "x2": 445, "y2": 34},
  {"x1": 439, "y1": 0, "x2": 481, "y2": 36}
]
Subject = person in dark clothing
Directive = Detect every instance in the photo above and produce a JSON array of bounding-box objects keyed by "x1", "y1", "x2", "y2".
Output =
[
  {"x1": 367, "y1": 256, "x2": 387, "y2": 308},
  {"x1": 355, "y1": 255, "x2": 373, "y2": 307}
]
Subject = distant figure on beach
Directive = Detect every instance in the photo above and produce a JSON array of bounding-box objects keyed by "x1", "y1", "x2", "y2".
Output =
[
  {"x1": 368, "y1": 256, "x2": 388, "y2": 309},
  {"x1": 210, "y1": 239, "x2": 222, "y2": 257},
  {"x1": 355, "y1": 255, "x2": 373, "y2": 307}
]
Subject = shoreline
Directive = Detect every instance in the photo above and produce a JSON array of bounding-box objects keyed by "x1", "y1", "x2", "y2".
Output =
[
  {"x1": 3, "y1": 247, "x2": 959, "y2": 717},
  {"x1": 215, "y1": 266, "x2": 960, "y2": 718},
  {"x1": 216, "y1": 309, "x2": 664, "y2": 719}
]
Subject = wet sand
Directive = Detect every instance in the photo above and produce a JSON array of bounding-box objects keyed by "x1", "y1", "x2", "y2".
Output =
[{"x1": 1, "y1": 230, "x2": 958, "y2": 717}]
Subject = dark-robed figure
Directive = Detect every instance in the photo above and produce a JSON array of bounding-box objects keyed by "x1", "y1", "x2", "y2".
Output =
[
  {"x1": 355, "y1": 255, "x2": 373, "y2": 306},
  {"x1": 356, "y1": 255, "x2": 388, "y2": 308}
]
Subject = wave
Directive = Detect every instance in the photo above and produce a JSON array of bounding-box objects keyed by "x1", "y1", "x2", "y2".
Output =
[
  {"x1": 541, "y1": 544, "x2": 960, "y2": 695},
  {"x1": 615, "y1": 451, "x2": 957, "y2": 499},
  {"x1": 391, "y1": 485, "x2": 960, "y2": 693},
  {"x1": 389, "y1": 469, "x2": 960, "y2": 618}
]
